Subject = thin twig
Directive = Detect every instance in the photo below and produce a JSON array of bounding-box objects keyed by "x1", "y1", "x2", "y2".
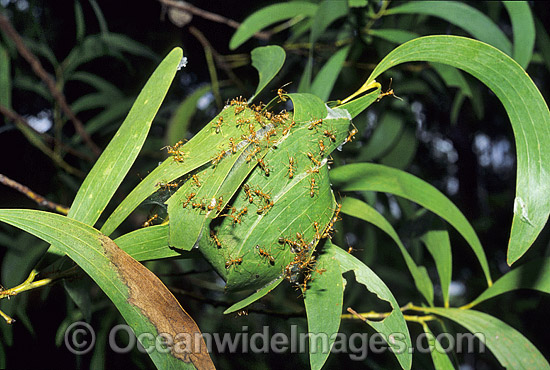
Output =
[
  {"x1": 0, "y1": 267, "x2": 78, "y2": 324},
  {"x1": 189, "y1": 26, "x2": 247, "y2": 95},
  {"x1": 169, "y1": 286, "x2": 305, "y2": 319},
  {"x1": 0, "y1": 173, "x2": 70, "y2": 214},
  {"x1": 158, "y1": 0, "x2": 271, "y2": 40},
  {"x1": 0, "y1": 12, "x2": 101, "y2": 157},
  {"x1": 0, "y1": 104, "x2": 94, "y2": 162}
]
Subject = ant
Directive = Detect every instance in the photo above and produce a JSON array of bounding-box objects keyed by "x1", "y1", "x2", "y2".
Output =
[
  {"x1": 246, "y1": 146, "x2": 261, "y2": 163},
  {"x1": 142, "y1": 214, "x2": 159, "y2": 227},
  {"x1": 318, "y1": 139, "x2": 326, "y2": 155},
  {"x1": 306, "y1": 152, "x2": 322, "y2": 167},
  {"x1": 256, "y1": 245, "x2": 275, "y2": 265},
  {"x1": 182, "y1": 192, "x2": 197, "y2": 208},
  {"x1": 228, "y1": 137, "x2": 238, "y2": 154},
  {"x1": 346, "y1": 127, "x2": 358, "y2": 143},
  {"x1": 308, "y1": 119, "x2": 323, "y2": 130},
  {"x1": 226, "y1": 207, "x2": 247, "y2": 225},
  {"x1": 309, "y1": 177, "x2": 318, "y2": 197},
  {"x1": 172, "y1": 152, "x2": 187, "y2": 163},
  {"x1": 376, "y1": 78, "x2": 403, "y2": 102},
  {"x1": 211, "y1": 149, "x2": 226, "y2": 166},
  {"x1": 282, "y1": 121, "x2": 296, "y2": 136},
  {"x1": 257, "y1": 158, "x2": 270, "y2": 176},
  {"x1": 234, "y1": 105, "x2": 245, "y2": 115},
  {"x1": 162, "y1": 140, "x2": 185, "y2": 154},
  {"x1": 212, "y1": 116, "x2": 224, "y2": 134},
  {"x1": 256, "y1": 201, "x2": 274, "y2": 214},
  {"x1": 242, "y1": 184, "x2": 255, "y2": 203},
  {"x1": 156, "y1": 181, "x2": 179, "y2": 191},
  {"x1": 192, "y1": 174, "x2": 201, "y2": 187},
  {"x1": 277, "y1": 82, "x2": 291, "y2": 102},
  {"x1": 210, "y1": 230, "x2": 222, "y2": 248},
  {"x1": 254, "y1": 188, "x2": 271, "y2": 202},
  {"x1": 323, "y1": 129, "x2": 337, "y2": 142},
  {"x1": 225, "y1": 256, "x2": 243, "y2": 270},
  {"x1": 287, "y1": 156, "x2": 297, "y2": 179}
]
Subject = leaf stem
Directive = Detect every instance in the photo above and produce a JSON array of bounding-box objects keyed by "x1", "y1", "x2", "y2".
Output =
[
  {"x1": 0, "y1": 267, "x2": 78, "y2": 324},
  {"x1": 342, "y1": 303, "x2": 438, "y2": 325}
]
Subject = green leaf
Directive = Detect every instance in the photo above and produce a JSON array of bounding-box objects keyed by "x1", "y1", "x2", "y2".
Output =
[
  {"x1": 223, "y1": 277, "x2": 283, "y2": 314},
  {"x1": 331, "y1": 163, "x2": 492, "y2": 285},
  {"x1": 63, "y1": 33, "x2": 157, "y2": 77},
  {"x1": 341, "y1": 197, "x2": 434, "y2": 306},
  {"x1": 250, "y1": 45, "x2": 286, "y2": 101},
  {"x1": 421, "y1": 323, "x2": 455, "y2": 370},
  {"x1": 427, "y1": 307, "x2": 550, "y2": 369},
  {"x1": 69, "y1": 71, "x2": 122, "y2": 97},
  {"x1": 198, "y1": 99, "x2": 349, "y2": 291},
  {"x1": 298, "y1": 55, "x2": 313, "y2": 93},
  {"x1": 71, "y1": 92, "x2": 121, "y2": 114},
  {"x1": 431, "y1": 62, "x2": 472, "y2": 97},
  {"x1": 310, "y1": 0, "x2": 348, "y2": 44},
  {"x1": 23, "y1": 37, "x2": 58, "y2": 68},
  {"x1": 229, "y1": 2, "x2": 318, "y2": 50},
  {"x1": 101, "y1": 105, "x2": 243, "y2": 236},
  {"x1": 310, "y1": 45, "x2": 350, "y2": 101},
  {"x1": 166, "y1": 129, "x2": 262, "y2": 251},
  {"x1": 368, "y1": 29, "x2": 419, "y2": 44},
  {"x1": 0, "y1": 44, "x2": 10, "y2": 109},
  {"x1": 534, "y1": 16, "x2": 550, "y2": 74},
  {"x1": 386, "y1": 1, "x2": 512, "y2": 55},
  {"x1": 12, "y1": 75, "x2": 50, "y2": 101},
  {"x1": 81, "y1": 98, "x2": 133, "y2": 137},
  {"x1": 67, "y1": 47, "x2": 182, "y2": 229},
  {"x1": 420, "y1": 230, "x2": 452, "y2": 307},
  {"x1": 74, "y1": 0, "x2": 85, "y2": 43},
  {"x1": 114, "y1": 224, "x2": 183, "y2": 261},
  {"x1": 304, "y1": 243, "x2": 343, "y2": 370},
  {"x1": 468, "y1": 258, "x2": 550, "y2": 308},
  {"x1": 101, "y1": 33, "x2": 158, "y2": 61},
  {"x1": 333, "y1": 244, "x2": 412, "y2": 370},
  {"x1": 166, "y1": 84, "x2": 211, "y2": 146},
  {"x1": 348, "y1": 0, "x2": 367, "y2": 8},
  {"x1": 379, "y1": 126, "x2": 417, "y2": 170},
  {"x1": 503, "y1": 1, "x2": 535, "y2": 69},
  {"x1": 360, "y1": 112, "x2": 404, "y2": 161},
  {"x1": 358, "y1": 35, "x2": 550, "y2": 265},
  {"x1": 336, "y1": 86, "x2": 380, "y2": 118},
  {"x1": 89, "y1": 0, "x2": 108, "y2": 34},
  {"x1": 0, "y1": 209, "x2": 214, "y2": 369}
]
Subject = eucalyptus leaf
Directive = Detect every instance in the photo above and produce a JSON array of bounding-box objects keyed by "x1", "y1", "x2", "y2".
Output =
[
  {"x1": 0, "y1": 209, "x2": 214, "y2": 369},
  {"x1": 349, "y1": 35, "x2": 550, "y2": 265},
  {"x1": 427, "y1": 307, "x2": 549, "y2": 369},
  {"x1": 304, "y1": 243, "x2": 343, "y2": 370},
  {"x1": 250, "y1": 46, "x2": 286, "y2": 101},
  {"x1": 333, "y1": 245, "x2": 412, "y2": 370},
  {"x1": 331, "y1": 163, "x2": 492, "y2": 286},
  {"x1": 229, "y1": 2, "x2": 318, "y2": 50},
  {"x1": 503, "y1": 1, "x2": 535, "y2": 69},
  {"x1": 386, "y1": 1, "x2": 512, "y2": 55}
]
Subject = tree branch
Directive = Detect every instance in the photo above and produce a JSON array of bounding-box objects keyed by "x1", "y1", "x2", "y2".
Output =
[{"x1": 158, "y1": 0, "x2": 271, "y2": 40}]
